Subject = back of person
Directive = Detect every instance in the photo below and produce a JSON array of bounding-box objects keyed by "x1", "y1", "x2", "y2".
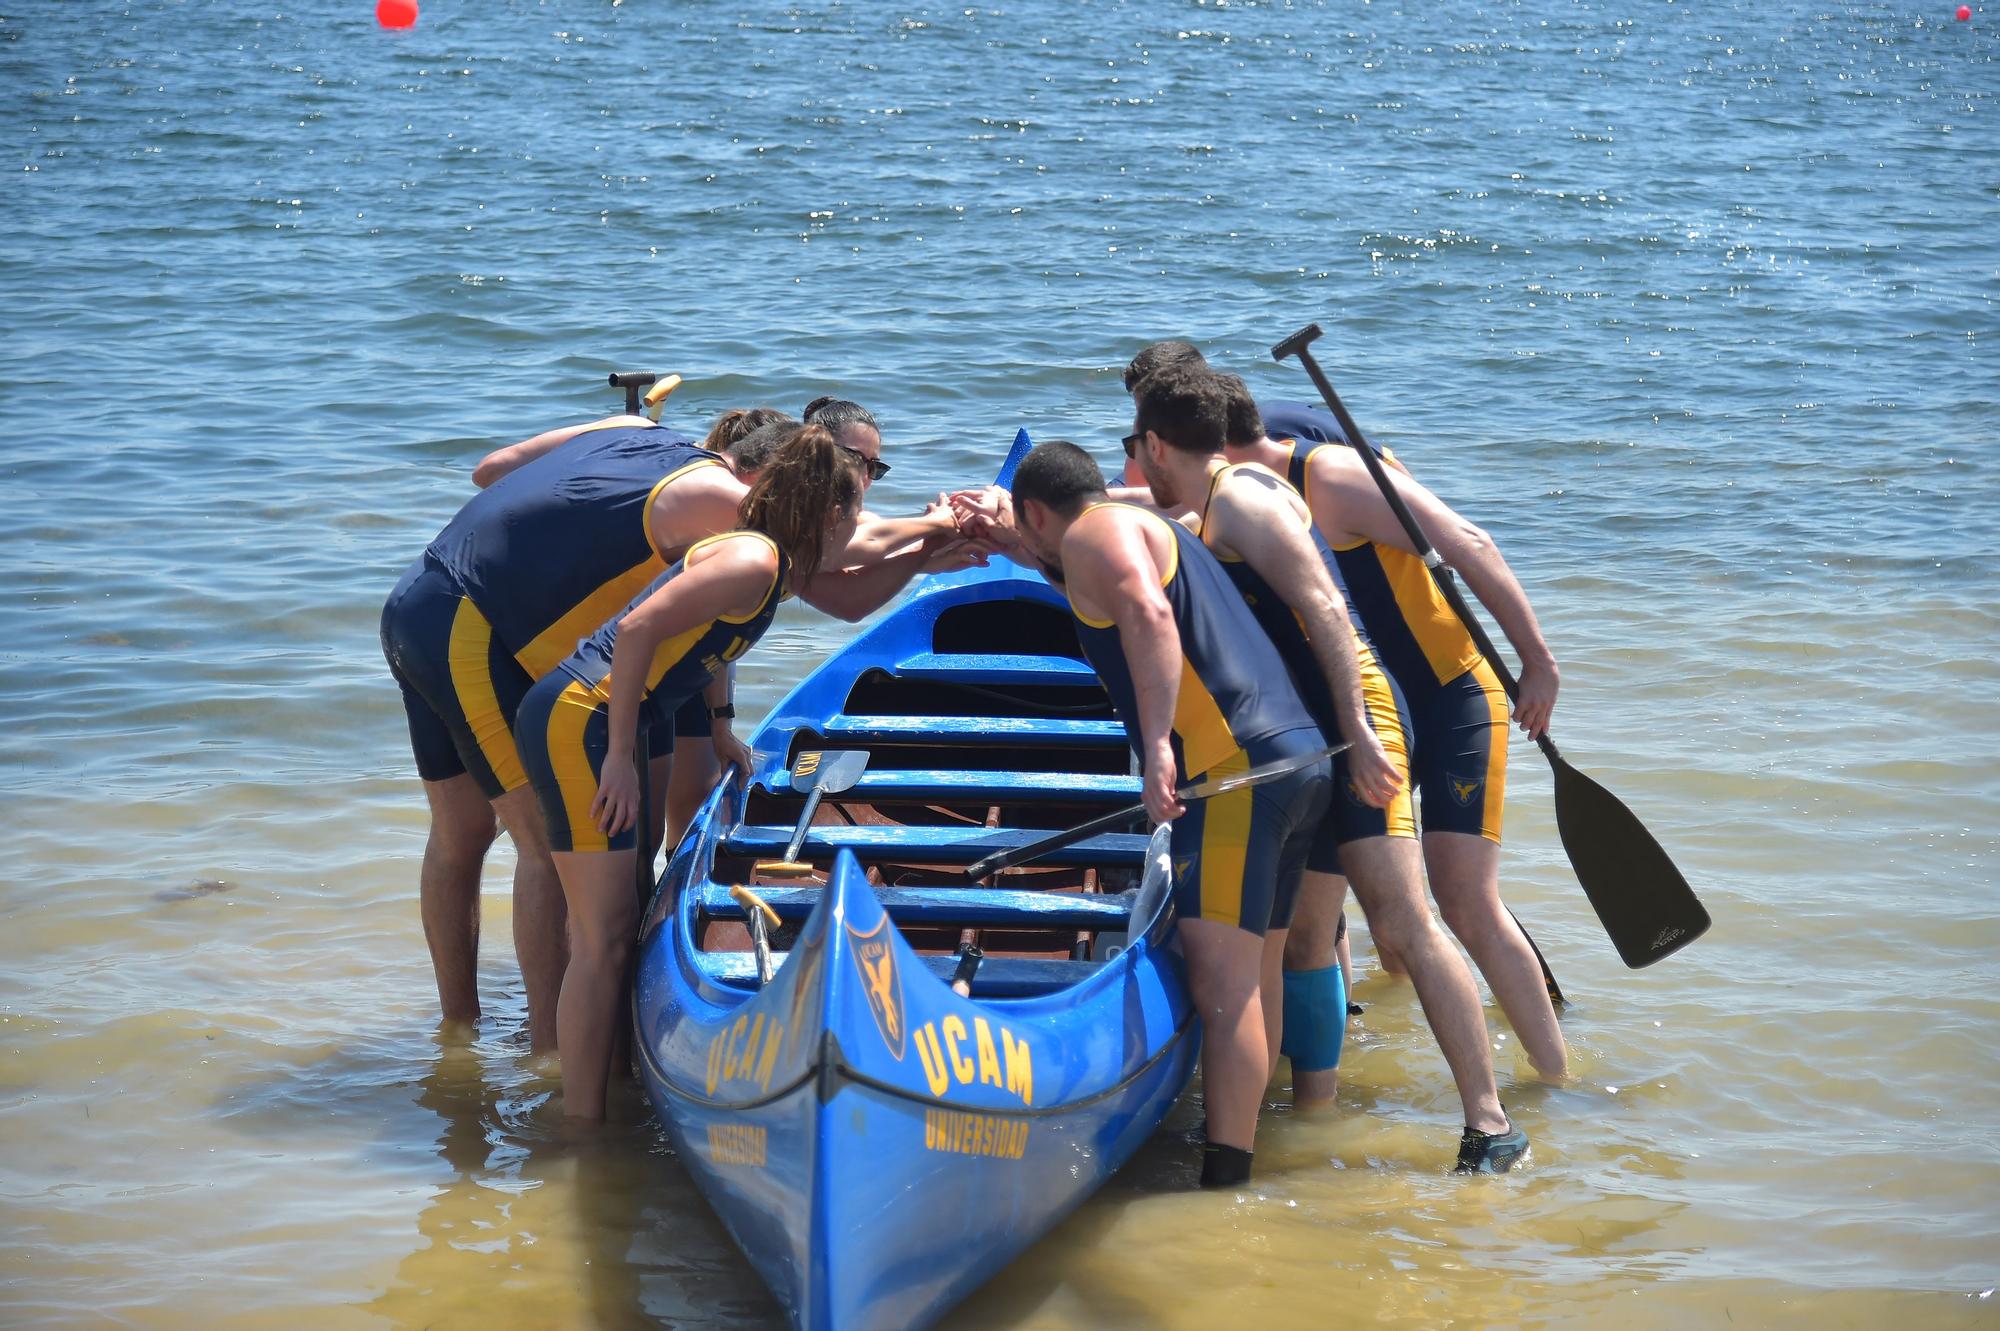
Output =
[
  {"x1": 426, "y1": 424, "x2": 724, "y2": 678},
  {"x1": 1071, "y1": 504, "x2": 1317, "y2": 783}
]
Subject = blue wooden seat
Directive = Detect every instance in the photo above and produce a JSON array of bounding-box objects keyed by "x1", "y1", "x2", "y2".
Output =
[
  {"x1": 817, "y1": 714, "x2": 1128, "y2": 746},
  {"x1": 702, "y1": 949, "x2": 1102, "y2": 997},
  {"x1": 721, "y1": 823, "x2": 1150, "y2": 867},
  {"x1": 697, "y1": 883, "x2": 1131, "y2": 930},
  {"x1": 836, "y1": 769, "x2": 1139, "y2": 802},
  {"x1": 891, "y1": 651, "x2": 1098, "y2": 685}
]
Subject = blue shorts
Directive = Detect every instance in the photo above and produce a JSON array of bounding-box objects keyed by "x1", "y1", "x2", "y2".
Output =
[
  {"x1": 1306, "y1": 647, "x2": 1420, "y2": 875},
  {"x1": 646, "y1": 679, "x2": 718, "y2": 759},
  {"x1": 380, "y1": 557, "x2": 533, "y2": 799},
  {"x1": 1169, "y1": 727, "x2": 1332, "y2": 936},
  {"x1": 515, "y1": 672, "x2": 659, "y2": 854},
  {"x1": 1407, "y1": 660, "x2": 1509, "y2": 841}
]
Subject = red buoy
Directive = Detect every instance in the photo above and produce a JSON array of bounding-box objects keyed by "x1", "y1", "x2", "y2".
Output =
[
  {"x1": 376, "y1": 0, "x2": 418, "y2": 29},
  {"x1": 1957, "y1": 4, "x2": 1972, "y2": 19}
]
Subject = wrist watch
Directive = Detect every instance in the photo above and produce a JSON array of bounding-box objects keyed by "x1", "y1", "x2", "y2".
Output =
[{"x1": 709, "y1": 703, "x2": 736, "y2": 720}]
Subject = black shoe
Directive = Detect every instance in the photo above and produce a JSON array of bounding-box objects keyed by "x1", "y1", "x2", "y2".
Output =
[
  {"x1": 1346, "y1": 1001, "x2": 1364, "y2": 1017},
  {"x1": 1453, "y1": 1123, "x2": 1530, "y2": 1174}
]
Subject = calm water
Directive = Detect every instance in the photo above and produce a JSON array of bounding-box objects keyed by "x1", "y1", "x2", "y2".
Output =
[{"x1": 3, "y1": 0, "x2": 1996, "y2": 1326}]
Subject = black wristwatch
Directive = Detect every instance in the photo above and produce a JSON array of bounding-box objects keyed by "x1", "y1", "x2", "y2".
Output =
[{"x1": 709, "y1": 703, "x2": 736, "y2": 720}]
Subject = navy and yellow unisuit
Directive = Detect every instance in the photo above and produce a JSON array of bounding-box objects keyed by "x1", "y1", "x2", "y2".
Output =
[
  {"x1": 1198, "y1": 464, "x2": 1417, "y2": 873},
  {"x1": 1068, "y1": 505, "x2": 1330, "y2": 934},
  {"x1": 516, "y1": 533, "x2": 787, "y2": 853},
  {"x1": 1282, "y1": 440, "x2": 1508, "y2": 842},
  {"x1": 426, "y1": 425, "x2": 727, "y2": 680}
]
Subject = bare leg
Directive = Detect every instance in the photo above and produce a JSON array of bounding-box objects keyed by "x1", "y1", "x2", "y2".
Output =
[
  {"x1": 1262, "y1": 926, "x2": 1289, "y2": 1082},
  {"x1": 665, "y1": 736, "x2": 719, "y2": 851},
  {"x1": 419, "y1": 775, "x2": 496, "y2": 1028},
  {"x1": 552, "y1": 848, "x2": 641, "y2": 1120},
  {"x1": 1283, "y1": 870, "x2": 1345, "y2": 1105},
  {"x1": 1341, "y1": 836, "x2": 1507, "y2": 1134},
  {"x1": 494, "y1": 786, "x2": 565, "y2": 1055},
  {"x1": 1425, "y1": 830, "x2": 1567, "y2": 1081},
  {"x1": 1180, "y1": 919, "x2": 1271, "y2": 1152},
  {"x1": 640, "y1": 753, "x2": 673, "y2": 887}
]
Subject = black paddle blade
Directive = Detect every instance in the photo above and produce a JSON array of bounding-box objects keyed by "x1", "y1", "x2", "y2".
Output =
[
  {"x1": 1548, "y1": 755, "x2": 1710, "y2": 968},
  {"x1": 1271, "y1": 322, "x2": 1325, "y2": 362}
]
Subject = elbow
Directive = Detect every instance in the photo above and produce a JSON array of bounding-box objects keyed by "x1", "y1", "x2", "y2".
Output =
[{"x1": 472, "y1": 464, "x2": 499, "y2": 489}]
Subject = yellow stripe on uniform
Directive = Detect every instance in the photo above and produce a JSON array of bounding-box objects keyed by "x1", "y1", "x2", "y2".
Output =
[
  {"x1": 1473, "y1": 657, "x2": 1509, "y2": 842},
  {"x1": 515, "y1": 555, "x2": 662, "y2": 680},
  {"x1": 547, "y1": 680, "x2": 610, "y2": 854},
  {"x1": 1174, "y1": 659, "x2": 1239, "y2": 783},
  {"x1": 1199, "y1": 749, "x2": 1255, "y2": 929},
  {"x1": 1359, "y1": 648, "x2": 1418, "y2": 840},
  {"x1": 447, "y1": 597, "x2": 527, "y2": 792}
]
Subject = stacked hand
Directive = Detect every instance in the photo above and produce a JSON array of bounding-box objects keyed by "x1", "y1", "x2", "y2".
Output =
[{"x1": 947, "y1": 486, "x2": 1018, "y2": 549}]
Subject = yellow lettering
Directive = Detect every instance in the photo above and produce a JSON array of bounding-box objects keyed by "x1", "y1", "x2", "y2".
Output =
[
  {"x1": 795, "y1": 752, "x2": 821, "y2": 776},
  {"x1": 974, "y1": 1017, "x2": 1003, "y2": 1088},
  {"x1": 943, "y1": 1015, "x2": 974, "y2": 1085},
  {"x1": 726, "y1": 1015, "x2": 749, "y2": 1078},
  {"x1": 1003, "y1": 1028, "x2": 1034, "y2": 1107},
  {"x1": 915, "y1": 1023, "x2": 950, "y2": 1096},
  {"x1": 706, "y1": 1124, "x2": 767, "y2": 1167},
  {"x1": 734, "y1": 1014, "x2": 765, "y2": 1081},
  {"x1": 755, "y1": 1020, "x2": 783, "y2": 1092},
  {"x1": 705, "y1": 1033, "x2": 725, "y2": 1095}
]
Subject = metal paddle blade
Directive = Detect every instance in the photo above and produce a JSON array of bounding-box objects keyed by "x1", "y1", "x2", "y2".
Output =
[
  {"x1": 1548, "y1": 754, "x2": 1710, "y2": 968},
  {"x1": 786, "y1": 749, "x2": 869, "y2": 795}
]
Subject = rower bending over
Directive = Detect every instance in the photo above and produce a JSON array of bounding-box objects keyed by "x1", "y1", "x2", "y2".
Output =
[
  {"x1": 1215, "y1": 371, "x2": 1568, "y2": 1093},
  {"x1": 1003, "y1": 441, "x2": 1332, "y2": 1188},
  {"x1": 514, "y1": 425, "x2": 867, "y2": 1120}
]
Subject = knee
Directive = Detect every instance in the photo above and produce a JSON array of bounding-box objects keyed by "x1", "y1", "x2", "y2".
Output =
[
  {"x1": 429, "y1": 807, "x2": 498, "y2": 863},
  {"x1": 1435, "y1": 891, "x2": 1504, "y2": 946}
]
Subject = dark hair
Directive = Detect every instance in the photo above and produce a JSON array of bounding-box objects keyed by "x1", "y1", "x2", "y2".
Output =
[
  {"x1": 702, "y1": 405, "x2": 791, "y2": 453},
  {"x1": 1133, "y1": 366, "x2": 1227, "y2": 456},
  {"x1": 738, "y1": 424, "x2": 867, "y2": 584},
  {"x1": 1010, "y1": 440, "x2": 1108, "y2": 519},
  {"x1": 1121, "y1": 340, "x2": 1208, "y2": 393},
  {"x1": 721, "y1": 417, "x2": 801, "y2": 475},
  {"x1": 802, "y1": 398, "x2": 879, "y2": 442},
  {"x1": 1211, "y1": 372, "x2": 1265, "y2": 448}
]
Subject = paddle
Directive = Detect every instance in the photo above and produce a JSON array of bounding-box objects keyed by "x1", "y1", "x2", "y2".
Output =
[
  {"x1": 729, "y1": 884, "x2": 782, "y2": 984},
  {"x1": 960, "y1": 740, "x2": 1349, "y2": 882},
  {"x1": 1272, "y1": 322, "x2": 1711, "y2": 968},
  {"x1": 752, "y1": 750, "x2": 872, "y2": 877},
  {"x1": 607, "y1": 370, "x2": 683, "y2": 421}
]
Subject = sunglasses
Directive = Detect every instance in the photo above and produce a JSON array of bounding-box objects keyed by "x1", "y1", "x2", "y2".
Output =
[
  {"x1": 838, "y1": 443, "x2": 891, "y2": 482},
  {"x1": 1121, "y1": 432, "x2": 1141, "y2": 459}
]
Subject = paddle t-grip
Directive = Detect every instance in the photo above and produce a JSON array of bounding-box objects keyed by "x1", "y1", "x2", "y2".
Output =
[
  {"x1": 609, "y1": 369, "x2": 660, "y2": 416},
  {"x1": 1271, "y1": 323, "x2": 1325, "y2": 362}
]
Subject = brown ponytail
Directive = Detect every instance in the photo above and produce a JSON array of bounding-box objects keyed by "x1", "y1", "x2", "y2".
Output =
[
  {"x1": 737, "y1": 423, "x2": 866, "y2": 584},
  {"x1": 702, "y1": 405, "x2": 791, "y2": 453}
]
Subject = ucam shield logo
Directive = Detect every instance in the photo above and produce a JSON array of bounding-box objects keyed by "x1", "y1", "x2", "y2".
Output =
[
  {"x1": 1448, "y1": 773, "x2": 1483, "y2": 807},
  {"x1": 845, "y1": 915, "x2": 907, "y2": 1059}
]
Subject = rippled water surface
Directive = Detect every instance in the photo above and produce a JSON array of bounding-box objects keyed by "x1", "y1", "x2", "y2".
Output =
[{"x1": 3, "y1": 1, "x2": 1996, "y2": 1327}]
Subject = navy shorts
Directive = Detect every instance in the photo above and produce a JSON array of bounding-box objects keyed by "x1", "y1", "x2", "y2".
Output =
[
  {"x1": 1306, "y1": 647, "x2": 1420, "y2": 876},
  {"x1": 380, "y1": 557, "x2": 534, "y2": 799},
  {"x1": 1408, "y1": 660, "x2": 1508, "y2": 841},
  {"x1": 515, "y1": 671, "x2": 656, "y2": 854},
  {"x1": 1168, "y1": 727, "x2": 1332, "y2": 936},
  {"x1": 645, "y1": 683, "x2": 717, "y2": 759}
]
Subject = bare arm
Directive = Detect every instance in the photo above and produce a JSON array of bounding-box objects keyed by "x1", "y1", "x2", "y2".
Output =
[
  {"x1": 473, "y1": 414, "x2": 652, "y2": 488},
  {"x1": 833, "y1": 505, "x2": 960, "y2": 564},
  {"x1": 798, "y1": 540, "x2": 941, "y2": 623},
  {"x1": 1066, "y1": 512, "x2": 1186, "y2": 823},
  {"x1": 592, "y1": 540, "x2": 777, "y2": 834}
]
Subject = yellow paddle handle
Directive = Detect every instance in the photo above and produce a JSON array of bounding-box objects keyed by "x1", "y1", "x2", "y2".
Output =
[
  {"x1": 643, "y1": 373, "x2": 682, "y2": 421},
  {"x1": 729, "y1": 884, "x2": 781, "y2": 931}
]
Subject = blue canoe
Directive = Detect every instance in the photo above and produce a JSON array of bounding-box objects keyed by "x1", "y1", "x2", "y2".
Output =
[{"x1": 632, "y1": 430, "x2": 1199, "y2": 1331}]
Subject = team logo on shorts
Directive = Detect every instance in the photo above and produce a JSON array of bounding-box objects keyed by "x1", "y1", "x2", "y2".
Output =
[
  {"x1": 1173, "y1": 856, "x2": 1197, "y2": 886},
  {"x1": 1448, "y1": 773, "x2": 1483, "y2": 807}
]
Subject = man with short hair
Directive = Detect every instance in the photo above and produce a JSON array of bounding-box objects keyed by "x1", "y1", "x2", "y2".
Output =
[
  {"x1": 1004, "y1": 440, "x2": 1332, "y2": 1187},
  {"x1": 1213, "y1": 369, "x2": 1568, "y2": 1092},
  {"x1": 1130, "y1": 370, "x2": 1528, "y2": 1171}
]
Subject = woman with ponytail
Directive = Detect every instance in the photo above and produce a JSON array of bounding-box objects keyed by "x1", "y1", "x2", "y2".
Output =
[{"x1": 514, "y1": 424, "x2": 867, "y2": 1119}]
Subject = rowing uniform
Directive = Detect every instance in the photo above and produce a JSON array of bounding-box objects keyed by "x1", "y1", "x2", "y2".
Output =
[
  {"x1": 1196, "y1": 464, "x2": 1417, "y2": 875},
  {"x1": 1068, "y1": 505, "x2": 1331, "y2": 935},
  {"x1": 1282, "y1": 441, "x2": 1507, "y2": 841},
  {"x1": 379, "y1": 424, "x2": 725, "y2": 796},
  {"x1": 516, "y1": 532, "x2": 787, "y2": 853}
]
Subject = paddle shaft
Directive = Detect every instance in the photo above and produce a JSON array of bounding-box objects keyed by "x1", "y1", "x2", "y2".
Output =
[
  {"x1": 781, "y1": 786, "x2": 827, "y2": 864},
  {"x1": 963, "y1": 740, "x2": 1346, "y2": 882}
]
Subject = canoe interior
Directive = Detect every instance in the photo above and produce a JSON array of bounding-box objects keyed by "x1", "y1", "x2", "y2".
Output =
[{"x1": 696, "y1": 582, "x2": 1151, "y2": 992}]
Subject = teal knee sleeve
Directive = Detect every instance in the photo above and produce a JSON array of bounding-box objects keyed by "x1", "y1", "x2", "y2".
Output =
[{"x1": 1280, "y1": 963, "x2": 1348, "y2": 1072}]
